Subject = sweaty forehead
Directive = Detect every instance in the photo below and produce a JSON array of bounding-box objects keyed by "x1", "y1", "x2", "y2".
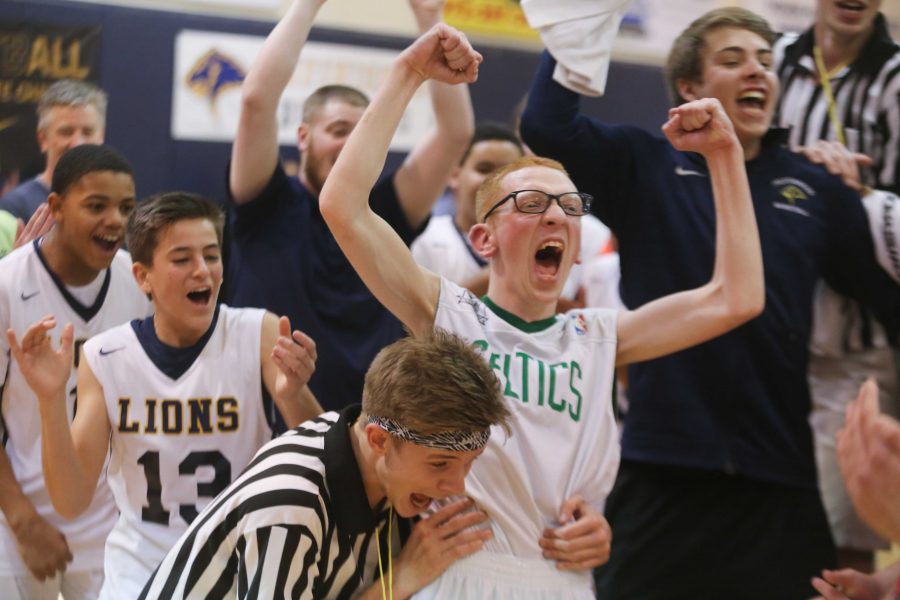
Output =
[{"x1": 309, "y1": 99, "x2": 365, "y2": 126}]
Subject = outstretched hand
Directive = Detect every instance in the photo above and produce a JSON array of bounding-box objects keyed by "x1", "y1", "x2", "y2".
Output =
[
  {"x1": 13, "y1": 203, "x2": 54, "y2": 251},
  {"x1": 7, "y1": 316, "x2": 73, "y2": 402},
  {"x1": 398, "y1": 23, "x2": 481, "y2": 86},
  {"x1": 271, "y1": 316, "x2": 317, "y2": 399},
  {"x1": 799, "y1": 139, "x2": 872, "y2": 192},
  {"x1": 810, "y1": 568, "x2": 890, "y2": 600},
  {"x1": 662, "y1": 98, "x2": 739, "y2": 157}
]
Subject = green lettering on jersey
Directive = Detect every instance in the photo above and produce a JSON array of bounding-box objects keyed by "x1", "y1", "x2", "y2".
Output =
[
  {"x1": 548, "y1": 363, "x2": 568, "y2": 413},
  {"x1": 516, "y1": 351, "x2": 531, "y2": 404},
  {"x1": 568, "y1": 361, "x2": 583, "y2": 422},
  {"x1": 501, "y1": 354, "x2": 518, "y2": 400}
]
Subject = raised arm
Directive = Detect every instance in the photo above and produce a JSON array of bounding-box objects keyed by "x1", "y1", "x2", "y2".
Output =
[
  {"x1": 393, "y1": 0, "x2": 475, "y2": 229},
  {"x1": 260, "y1": 312, "x2": 322, "y2": 428},
  {"x1": 319, "y1": 25, "x2": 480, "y2": 337},
  {"x1": 615, "y1": 99, "x2": 764, "y2": 365},
  {"x1": 229, "y1": 0, "x2": 327, "y2": 204},
  {"x1": 7, "y1": 317, "x2": 110, "y2": 519}
]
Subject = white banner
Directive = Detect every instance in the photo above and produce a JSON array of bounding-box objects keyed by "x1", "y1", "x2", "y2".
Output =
[{"x1": 171, "y1": 29, "x2": 433, "y2": 152}]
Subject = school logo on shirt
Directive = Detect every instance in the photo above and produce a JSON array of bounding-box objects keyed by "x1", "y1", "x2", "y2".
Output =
[
  {"x1": 457, "y1": 290, "x2": 488, "y2": 325},
  {"x1": 771, "y1": 177, "x2": 815, "y2": 217}
]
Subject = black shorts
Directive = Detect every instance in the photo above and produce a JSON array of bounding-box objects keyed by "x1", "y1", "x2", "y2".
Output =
[{"x1": 594, "y1": 460, "x2": 836, "y2": 600}]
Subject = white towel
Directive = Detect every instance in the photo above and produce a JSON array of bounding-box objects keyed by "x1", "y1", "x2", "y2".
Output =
[{"x1": 521, "y1": 0, "x2": 632, "y2": 97}]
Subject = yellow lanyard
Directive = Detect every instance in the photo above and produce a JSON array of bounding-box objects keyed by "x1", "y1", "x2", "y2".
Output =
[
  {"x1": 374, "y1": 509, "x2": 393, "y2": 600},
  {"x1": 813, "y1": 45, "x2": 847, "y2": 146}
]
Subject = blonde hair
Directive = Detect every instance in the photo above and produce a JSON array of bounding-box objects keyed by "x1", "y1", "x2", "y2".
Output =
[{"x1": 362, "y1": 329, "x2": 511, "y2": 437}]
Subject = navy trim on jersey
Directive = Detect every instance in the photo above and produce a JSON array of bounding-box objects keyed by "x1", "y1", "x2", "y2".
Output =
[
  {"x1": 33, "y1": 239, "x2": 112, "y2": 323},
  {"x1": 131, "y1": 304, "x2": 221, "y2": 381}
]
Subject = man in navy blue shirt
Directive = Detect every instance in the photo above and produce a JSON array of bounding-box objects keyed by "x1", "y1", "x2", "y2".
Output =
[
  {"x1": 522, "y1": 7, "x2": 900, "y2": 599},
  {"x1": 225, "y1": 0, "x2": 474, "y2": 415}
]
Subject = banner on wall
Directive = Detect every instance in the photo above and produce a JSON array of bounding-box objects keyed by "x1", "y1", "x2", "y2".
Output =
[
  {"x1": 445, "y1": 0, "x2": 538, "y2": 41},
  {"x1": 0, "y1": 22, "x2": 101, "y2": 179},
  {"x1": 171, "y1": 30, "x2": 434, "y2": 152}
]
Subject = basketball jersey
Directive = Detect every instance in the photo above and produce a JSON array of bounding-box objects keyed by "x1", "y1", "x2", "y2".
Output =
[
  {"x1": 0, "y1": 241, "x2": 151, "y2": 575},
  {"x1": 434, "y1": 279, "x2": 620, "y2": 565},
  {"x1": 84, "y1": 305, "x2": 273, "y2": 599}
]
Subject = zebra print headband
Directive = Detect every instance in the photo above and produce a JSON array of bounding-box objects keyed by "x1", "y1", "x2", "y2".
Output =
[{"x1": 367, "y1": 415, "x2": 490, "y2": 452}]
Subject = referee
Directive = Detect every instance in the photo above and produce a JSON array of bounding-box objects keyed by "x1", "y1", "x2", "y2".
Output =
[
  {"x1": 773, "y1": 1, "x2": 900, "y2": 573},
  {"x1": 140, "y1": 330, "x2": 510, "y2": 599}
]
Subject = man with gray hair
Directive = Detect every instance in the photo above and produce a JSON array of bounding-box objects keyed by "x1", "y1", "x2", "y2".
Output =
[{"x1": 0, "y1": 80, "x2": 106, "y2": 222}]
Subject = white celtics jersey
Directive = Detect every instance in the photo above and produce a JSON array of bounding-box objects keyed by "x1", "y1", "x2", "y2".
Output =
[
  {"x1": 435, "y1": 279, "x2": 620, "y2": 562},
  {"x1": 0, "y1": 241, "x2": 150, "y2": 575},
  {"x1": 84, "y1": 305, "x2": 273, "y2": 599}
]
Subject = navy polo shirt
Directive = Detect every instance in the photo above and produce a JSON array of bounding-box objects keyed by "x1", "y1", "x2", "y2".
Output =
[
  {"x1": 225, "y1": 164, "x2": 421, "y2": 414},
  {"x1": 522, "y1": 51, "x2": 900, "y2": 488}
]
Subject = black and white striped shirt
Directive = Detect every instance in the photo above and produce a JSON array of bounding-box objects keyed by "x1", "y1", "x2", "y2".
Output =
[
  {"x1": 140, "y1": 405, "x2": 408, "y2": 599},
  {"x1": 774, "y1": 14, "x2": 900, "y2": 194},
  {"x1": 773, "y1": 16, "x2": 900, "y2": 352}
]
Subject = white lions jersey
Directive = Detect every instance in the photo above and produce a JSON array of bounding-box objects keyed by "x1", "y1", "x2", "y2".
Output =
[
  {"x1": 0, "y1": 241, "x2": 151, "y2": 575},
  {"x1": 84, "y1": 305, "x2": 273, "y2": 599},
  {"x1": 434, "y1": 280, "x2": 619, "y2": 570}
]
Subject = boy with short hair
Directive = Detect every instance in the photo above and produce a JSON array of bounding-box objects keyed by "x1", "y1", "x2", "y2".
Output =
[
  {"x1": 9, "y1": 192, "x2": 321, "y2": 599},
  {"x1": 141, "y1": 328, "x2": 512, "y2": 599},
  {"x1": 0, "y1": 144, "x2": 149, "y2": 599},
  {"x1": 320, "y1": 21, "x2": 764, "y2": 599}
]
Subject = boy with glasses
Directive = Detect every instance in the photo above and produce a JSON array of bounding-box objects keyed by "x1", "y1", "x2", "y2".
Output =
[{"x1": 319, "y1": 21, "x2": 764, "y2": 599}]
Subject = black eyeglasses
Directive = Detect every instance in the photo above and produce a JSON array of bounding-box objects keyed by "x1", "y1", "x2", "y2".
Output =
[{"x1": 482, "y1": 190, "x2": 593, "y2": 222}]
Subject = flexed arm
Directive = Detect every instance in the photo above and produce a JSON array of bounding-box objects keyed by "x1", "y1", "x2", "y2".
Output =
[
  {"x1": 615, "y1": 99, "x2": 764, "y2": 365},
  {"x1": 320, "y1": 25, "x2": 481, "y2": 337},
  {"x1": 230, "y1": 0, "x2": 327, "y2": 204},
  {"x1": 393, "y1": 0, "x2": 475, "y2": 229},
  {"x1": 7, "y1": 317, "x2": 110, "y2": 519}
]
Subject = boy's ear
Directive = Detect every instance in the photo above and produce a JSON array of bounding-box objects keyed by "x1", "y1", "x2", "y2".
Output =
[
  {"x1": 677, "y1": 78, "x2": 700, "y2": 103},
  {"x1": 132, "y1": 261, "x2": 153, "y2": 297},
  {"x1": 47, "y1": 192, "x2": 64, "y2": 220},
  {"x1": 297, "y1": 123, "x2": 310, "y2": 152},
  {"x1": 365, "y1": 423, "x2": 390, "y2": 457},
  {"x1": 469, "y1": 223, "x2": 496, "y2": 259}
]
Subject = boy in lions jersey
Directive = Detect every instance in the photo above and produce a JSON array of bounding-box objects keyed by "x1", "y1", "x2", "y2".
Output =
[
  {"x1": 319, "y1": 23, "x2": 764, "y2": 599},
  {"x1": 9, "y1": 192, "x2": 320, "y2": 599},
  {"x1": 0, "y1": 144, "x2": 149, "y2": 600}
]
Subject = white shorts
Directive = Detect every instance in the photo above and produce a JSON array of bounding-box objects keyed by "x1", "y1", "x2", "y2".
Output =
[
  {"x1": 413, "y1": 551, "x2": 594, "y2": 600},
  {"x1": 0, "y1": 569, "x2": 103, "y2": 600},
  {"x1": 808, "y1": 346, "x2": 900, "y2": 551}
]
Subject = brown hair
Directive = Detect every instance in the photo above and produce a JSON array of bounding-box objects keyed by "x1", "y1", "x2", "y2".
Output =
[
  {"x1": 126, "y1": 192, "x2": 224, "y2": 266},
  {"x1": 302, "y1": 84, "x2": 369, "y2": 123},
  {"x1": 37, "y1": 79, "x2": 108, "y2": 131},
  {"x1": 362, "y1": 329, "x2": 511, "y2": 437},
  {"x1": 475, "y1": 155, "x2": 570, "y2": 222},
  {"x1": 665, "y1": 7, "x2": 777, "y2": 106}
]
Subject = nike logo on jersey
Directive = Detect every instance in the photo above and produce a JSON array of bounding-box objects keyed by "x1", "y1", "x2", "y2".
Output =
[
  {"x1": 20, "y1": 291, "x2": 40, "y2": 301},
  {"x1": 99, "y1": 346, "x2": 125, "y2": 356},
  {"x1": 675, "y1": 166, "x2": 707, "y2": 177}
]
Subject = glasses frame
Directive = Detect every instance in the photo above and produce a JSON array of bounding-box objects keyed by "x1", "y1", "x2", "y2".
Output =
[{"x1": 481, "y1": 189, "x2": 593, "y2": 222}]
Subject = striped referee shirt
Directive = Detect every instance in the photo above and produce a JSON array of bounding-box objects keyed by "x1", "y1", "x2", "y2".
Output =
[
  {"x1": 774, "y1": 14, "x2": 900, "y2": 194},
  {"x1": 773, "y1": 15, "x2": 900, "y2": 352},
  {"x1": 140, "y1": 405, "x2": 409, "y2": 599}
]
